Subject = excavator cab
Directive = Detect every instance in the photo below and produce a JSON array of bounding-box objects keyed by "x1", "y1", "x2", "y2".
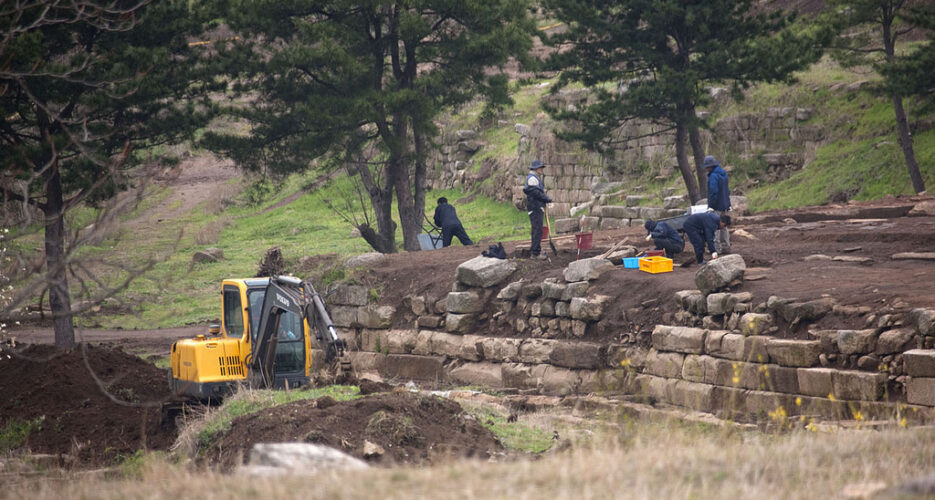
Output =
[{"x1": 168, "y1": 276, "x2": 347, "y2": 400}]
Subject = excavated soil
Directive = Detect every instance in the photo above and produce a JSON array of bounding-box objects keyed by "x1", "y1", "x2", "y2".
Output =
[
  {"x1": 207, "y1": 392, "x2": 503, "y2": 469},
  {"x1": 0, "y1": 344, "x2": 178, "y2": 466},
  {"x1": 369, "y1": 195, "x2": 935, "y2": 342}
]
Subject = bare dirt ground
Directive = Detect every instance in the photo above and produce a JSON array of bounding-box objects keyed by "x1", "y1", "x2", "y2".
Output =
[
  {"x1": 0, "y1": 344, "x2": 177, "y2": 466},
  {"x1": 367, "y1": 195, "x2": 935, "y2": 343},
  {"x1": 206, "y1": 392, "x2": 503, "y2": 470}
]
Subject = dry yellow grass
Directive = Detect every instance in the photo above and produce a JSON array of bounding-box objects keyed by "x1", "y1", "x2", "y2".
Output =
[{"x1": 4, "y1": 419, "x2": 934, "y2": 500}]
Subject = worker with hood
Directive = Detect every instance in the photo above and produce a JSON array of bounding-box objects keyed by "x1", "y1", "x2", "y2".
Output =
[
  {"x1": 644, "y1": 219, "x2": 684, "y2": 259},
  {"x1": 704, "y1": 155, "x2": 731, "y2": 254}
]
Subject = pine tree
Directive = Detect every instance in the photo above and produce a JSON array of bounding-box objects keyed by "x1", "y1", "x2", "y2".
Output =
[
  {"x1": 0, "y1": 1, "x2": 216, "y2": 347},
  {"x1": 542, "y1": 0, "x2": 825, "y2": 203},
  {"x1": 203, "y1": 0, "x2": 534, "y2": 252},
  {"x1": 830, "y1": 0, "x2": 934, "y2": 194}
]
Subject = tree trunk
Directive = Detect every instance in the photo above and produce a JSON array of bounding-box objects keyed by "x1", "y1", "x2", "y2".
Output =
[
  {"x1": 892, "y1": 95, "x2": 926, "y2": 193},
  {"x1": 349, "y1": 156, "x2": 397, "y2": 253},
  {"x1": 675, "y1": 118, "x2": 701, "y2": 203},
  {"x1": 43, "y1": 165, "x2": 76, "y2": 349},
  {"x1": 394, "y1": 125, "x2": 429, "y2": 252},
  {"x1": 881, "y1": 4, "x2": 925, "y2": 194},
  {"x1": 688, "y1": 119, "x2": 708, "y2": 199}
]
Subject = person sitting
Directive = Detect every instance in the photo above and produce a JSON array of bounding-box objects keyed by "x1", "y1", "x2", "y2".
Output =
[
  {"x1": 644, "y1": 219, "x2": 684, "y2": 259},
  {"x1": 682, "y1": 212, "x2": 732, "y2": 265},
  {"x1": 433, "y1": 197, "x2": 473, "y2": 247}
]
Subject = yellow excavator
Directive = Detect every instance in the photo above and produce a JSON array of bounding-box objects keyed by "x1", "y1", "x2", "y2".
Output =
[{"x1": 168, "y1": 275, "x2": 350, "y2": 400}]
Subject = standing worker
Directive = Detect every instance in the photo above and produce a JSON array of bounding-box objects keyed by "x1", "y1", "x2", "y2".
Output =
[
  {"x1": 434, "y1": 197, "x2": 473, "y2": 247},
  {"x1": 704, "y1": 155, "x2": 731, "y2": 254},
  {"x1": 523, "y1": 159, "x2": 552, "y2": 259},
  {"x1": 644, "y1": 219, "x2": 684, "y2": 259},
  {"x1": 682, "y1": 211, "x2": 732, "y2": 266}
]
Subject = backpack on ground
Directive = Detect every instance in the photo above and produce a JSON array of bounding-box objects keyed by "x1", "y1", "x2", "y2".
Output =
[{"x1": 482, "y1": 242, "x2": 507, "y2": 259}]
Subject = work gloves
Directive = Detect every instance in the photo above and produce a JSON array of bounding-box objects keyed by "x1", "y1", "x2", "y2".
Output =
[
  {"x1": 711, "y1": 252, "x2": 718, "y2": 259},
  {"x1": 645, "y1": 234, "x2": 653, "y2": 241}
]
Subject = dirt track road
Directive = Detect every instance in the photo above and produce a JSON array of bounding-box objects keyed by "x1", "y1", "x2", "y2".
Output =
[{"x1": 6, "y1": 326, "x2": 202, "y2": 356}]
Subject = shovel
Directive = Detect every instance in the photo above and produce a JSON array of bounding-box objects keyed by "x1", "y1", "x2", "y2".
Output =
[{"x1": 544, "y1": 205, "x2": 558, "y2": 256}]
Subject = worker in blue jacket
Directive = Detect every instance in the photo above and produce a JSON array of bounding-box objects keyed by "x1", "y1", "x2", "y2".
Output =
[
  {"x1": 523, "y1": 159, "x2": 552, "y2": 258},
  {"x1": 644, "y1": 219, "x2": 684, "y2": 259},
  {"x1": 433, "y1": 197, "x2": 473, "y2": 247},
  {"x1": 682, "y1": 212, "x2": 732, "y2": 265},
  {"x1": 704, "y1": 155, "x2": 731, "y2": 254}
]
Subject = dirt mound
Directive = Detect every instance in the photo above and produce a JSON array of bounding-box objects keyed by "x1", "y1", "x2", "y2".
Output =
[
  {"x1": 207, "y1": 392, "x2": 502, "y2": 469},
  {"x1": 0, "y1": 344, "x2": 177, "y2": 466}
]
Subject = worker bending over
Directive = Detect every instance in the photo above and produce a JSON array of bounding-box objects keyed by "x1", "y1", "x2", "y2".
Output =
[
  {"x1": 434, "y1": 197, "x2": 473, "y2": 247},
  {"x1": 682, "y1": 212, "x2": 732, "y2": 265}
]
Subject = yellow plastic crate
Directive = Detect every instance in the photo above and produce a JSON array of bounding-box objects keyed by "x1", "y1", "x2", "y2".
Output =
[{"x1": 639, "y1": 256, "x2": 673, "y2": 274}]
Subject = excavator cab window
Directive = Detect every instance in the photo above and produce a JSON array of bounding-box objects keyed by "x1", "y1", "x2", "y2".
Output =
[
  {"x1": 223, "y1": 287, "x2": 245, "y2": 337},
  {"x1": 247, "y1": 288, "x2": 305, "y2": 374}
]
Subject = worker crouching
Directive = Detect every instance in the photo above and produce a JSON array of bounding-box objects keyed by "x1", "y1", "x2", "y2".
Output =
[{"x1": 644, "y1": 219, "x2": 684, "y2": 259}]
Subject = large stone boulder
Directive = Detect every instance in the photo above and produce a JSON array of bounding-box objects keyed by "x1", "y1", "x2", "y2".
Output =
[
  {"x1": 910, "y1": 308, "x2": 935, "y2": 336},
  {"x1": 904, "y1": 349, "x2": 935, "y2": 377},
  {"x1": 766, "y1": 339, "x2": 821, "y2": 367},
  {"x1": 569, "y1": 295, "x2": 612, "y2": 322},
  {"x1": 346, "y1": 252, "x2": 386, "y2": 268},
  {"x1": 192, "y1": 247, "x2": 224, "y2": 263},
  {"x1": 651, "y1": 325, "x2": 706, "y2": 354},
  {"x1": 552, "y1": 218, "x2": 580, "y2": 234},
  {"x1": 663, "y1": 195, "x2": 688, "y2": 209},
  {"x1": 357, "y1": 305, "x2": 394, "y2": 329},
  {"x1": 445, "y1": 313, "x2": 476, "y2": 334},
  {"x1": 456, "y1": 256, "x2": 517, "y2": 288},
  {"x1": 909, "y1": 199, "x2": 935, "y2": 216},
  {"x1": 694, "y1": 254, "x2": 745, "y2": 295},
  {"x1": 601, "y1": 205, "x2": 639, "y2": 219},
  {"x1": 496, "y1": 281, "x2": 524, "y2": 300},
  {"x1": 241, "y1": 443, "x2": 368, "y2": 476},
  {"x1": 877, "y1": 328, "x2": 915, "y2": 354},
  {"x1": 564, "y1": 257, "x2": 614, "y2": 282},
  {"x1": 549, "y1": 341, "x2": 603, "y2": 369},
  {"x1": 326, "y1": 284, "x2": 369, "y2": 306},
  {"x1": 446, "y1": 291, "x2": 483, "y2": 314},
  {"x1": 837, "y1": 329, "x2": 878, "y2": 355},
  {"x1": 772, "y1": 298, "x2": 835, "y2": 324},
  {"x1": 739, "y1": 313, "x2": 773, "y2": 337}
]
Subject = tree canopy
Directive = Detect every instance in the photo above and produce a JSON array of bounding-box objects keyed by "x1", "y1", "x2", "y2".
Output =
[
  {"x1": 0, "y1": 0, "x2": 216, "y2": 347},
  {"x1": 204, "y1": 0, "x2": 534, "y2": 252},
  {"x1": 542, "y1": 0, "x2": 824, "y2": 202}
]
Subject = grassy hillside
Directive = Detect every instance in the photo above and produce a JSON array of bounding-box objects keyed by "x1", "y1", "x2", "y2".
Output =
[{"x1": 63, "y1": 172, "x2": 529, "y2": 329}]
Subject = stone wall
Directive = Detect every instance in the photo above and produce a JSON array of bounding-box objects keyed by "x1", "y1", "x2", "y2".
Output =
[
  {"x1": 322, "y1": 253, "x2": 935, "y2": 423},
  {"x1": 425, "y1": 86, "x2": 821, "y2": 218}
]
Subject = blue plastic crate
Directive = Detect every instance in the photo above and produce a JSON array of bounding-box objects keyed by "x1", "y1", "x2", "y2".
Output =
[{"x1": 622, "y1": 257, "x2": 640, "y2": 269}]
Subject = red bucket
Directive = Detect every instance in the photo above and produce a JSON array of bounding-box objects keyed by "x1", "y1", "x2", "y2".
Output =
[
  {"x1": 575, "y1": 232, "x2": 593, "y2": 250},
  {"x1": 542, "y1": 226, "x2": 550, "y2": 239},
  {"x1": 645, "y1": 249, "x2": 665, "y2": 257}
]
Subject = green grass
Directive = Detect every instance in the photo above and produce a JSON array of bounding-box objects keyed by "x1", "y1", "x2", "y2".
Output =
[
  {"x1": 63, "y1": 168, "x2": 531, "y2": 329},
  {"x1": 0, "y1": 416, "x2": 44, "y2": 452},
  {"x1": 468, "y1": 405, "x2": 554, "y2": 454},
  {"x1": 195, "y1": 385, "x2": 360, "y2": 449}
]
